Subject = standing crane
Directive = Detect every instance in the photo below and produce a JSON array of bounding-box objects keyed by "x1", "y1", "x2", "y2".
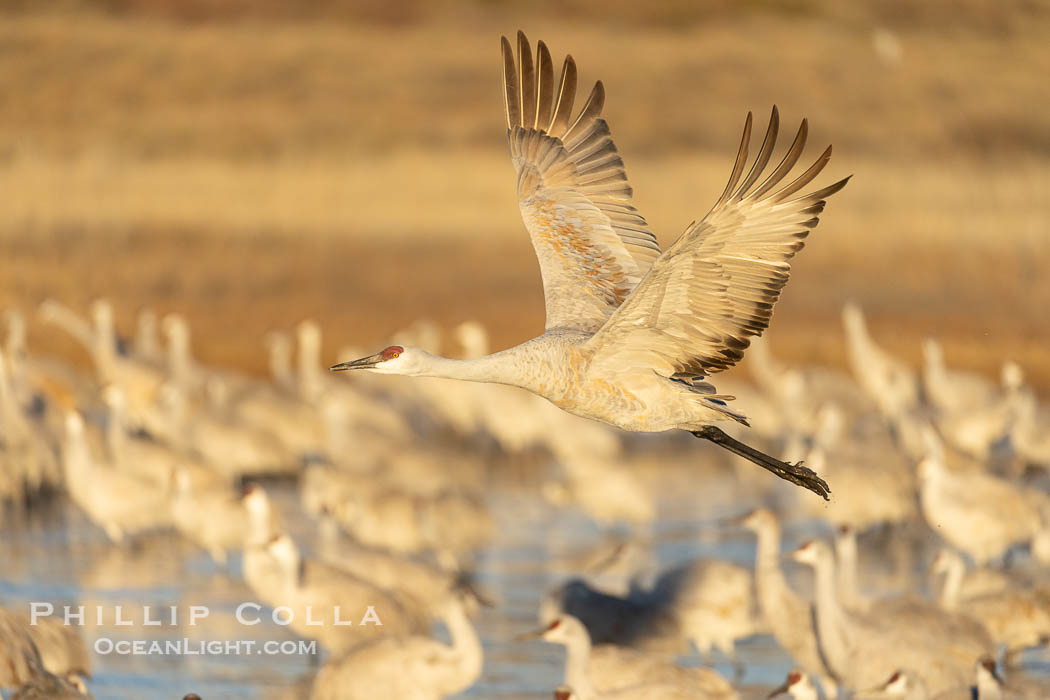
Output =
[{"x1": 332, "y1": 32, "x2": 849, "y2": 499}]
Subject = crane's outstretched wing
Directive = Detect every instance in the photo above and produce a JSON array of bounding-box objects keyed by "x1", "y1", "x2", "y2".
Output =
[
  {"x1": 503, "y1": 32, "x2": 661, "y2": 333},
  {"x1": 586, "y1": 107, "x2": 849, "y2": 377}
]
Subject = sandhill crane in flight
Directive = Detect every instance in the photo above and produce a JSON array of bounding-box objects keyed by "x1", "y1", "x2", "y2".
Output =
[{"x1": 332, "y1": 32, "x2": 849, "y2": 499}]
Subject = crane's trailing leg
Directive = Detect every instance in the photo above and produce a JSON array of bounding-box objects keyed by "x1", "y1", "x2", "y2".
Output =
[{"x1": 690, "y1": 426, "x2": 830, "y2": 500}]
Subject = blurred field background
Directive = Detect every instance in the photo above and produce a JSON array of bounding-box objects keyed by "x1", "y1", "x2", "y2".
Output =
[{"x1": 2, "y1": 0, "x2": 1048, "y2": 388}]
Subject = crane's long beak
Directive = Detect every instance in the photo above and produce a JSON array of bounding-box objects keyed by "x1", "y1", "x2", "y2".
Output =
[
  {"x1": 725, "y1": 509, "x2": 756, "y2": 527},
  {"x1": 765, "y1": 681, "x2": 789, "y2": 699},
  {"x1": 329, "y1": 352, "x2": 383, "y2": 371},
  {"x1": 854, "y1": 678, "x2": 894, "y2": 695},
  {"x1": 513, "y1": 625, "x2": 547, "y2": 642}
]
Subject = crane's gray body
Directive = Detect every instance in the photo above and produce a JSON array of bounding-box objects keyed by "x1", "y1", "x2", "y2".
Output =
[{"x1": 432, "y1": 330, "x2": 739, "y2": 433}]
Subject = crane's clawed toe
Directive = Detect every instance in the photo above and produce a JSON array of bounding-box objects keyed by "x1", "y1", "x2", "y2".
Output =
[
  {"x1": 744, "y1": 454, "x2": 830, "y2": 501},
  {"x1": 781, "y1": 460, "x2": 831, "y2": 501}
]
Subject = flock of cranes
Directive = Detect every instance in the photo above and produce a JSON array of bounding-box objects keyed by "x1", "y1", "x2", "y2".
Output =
[
  {"x1": 3, "y1": 30, "x2": 1050, "y2": 700},
  {"x1": 2, "y1": 296, "x2": 1049, "y2": 699}
]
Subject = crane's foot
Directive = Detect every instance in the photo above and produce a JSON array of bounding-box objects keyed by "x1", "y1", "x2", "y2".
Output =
[{"x1": 690, "y1": 426, "x2": 831, "y2": 500}]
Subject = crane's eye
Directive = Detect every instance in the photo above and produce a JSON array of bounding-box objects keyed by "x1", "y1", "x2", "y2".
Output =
[
  {"x1": 390, "y1": 351, "x2": 400, "y2": 359},
  {"x1": 381, "y1": 345, "x2": 404, "y2": 360}
]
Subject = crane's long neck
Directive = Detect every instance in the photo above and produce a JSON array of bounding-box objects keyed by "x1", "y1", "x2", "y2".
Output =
[
  {"x1": 93, "y1": 311, "x2": 119, "y2": 379},
  {"x1": 443, "y1": 602, "x2": 483, "y2": 688},
  {"x1": 246, "y1": 498, "x2": 274, "y2": 546},
  {"x1": 753, "y1": 520, "x2": 793, "y2": 607},
  {"x1": 167, "y1": 331, "x2": 198, "y2": 395},
  {"x1": 275, "y1": 548, "x2": 302, "y2": 595},
  {"x1": 297, "y1": 326, "x2": 323, "y2": 402},
  {"x1": 414, "y1": 349, "x2": 540, "y2": 391},
  {"x1": 924, "y1": 342, "x2": 947, "y2": 395},
  {"x1": 4, "y1": 312, "x2": 28, "y2": 375},
  {"x1": 807, "y1": 547, "x2": 851, "y2": 679},
  {"x1": 834, "y1": 529, "x2": 863, "y2": 611},
  {"x1": 105, "y1": 398, "x2": 128, "y2": 463},
  {"x1": 135, "y1": 310, "x2": 161, "y2": 360},
  {"x1": 560, "y1": 630, "x2": 597, "y2": 700},
  {"x1": 936, "y1": 554, "x2": 964, "y2": 610},
  {"x1": 267, "y1": 335, "x2": 294, "y2": 389},
  {"x1": 62, "y1": 422, "x2": 93, "y2": 481},
  {"x1": 0, "y1": 350, "x2": 22, "y2": 435}
]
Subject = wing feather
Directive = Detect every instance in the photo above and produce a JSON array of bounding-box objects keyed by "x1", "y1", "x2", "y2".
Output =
[
  {"x1": 750, "y1": 118, "x2": 807, "y2": 200},
  {"x1": 773, "y1": 144, "x2": 833, "y2": 202},
  {"x1": 733, "y1": 107, "x2": 779, "y2": 198},
  {"x1": 563, "y1": 82, "x2": 606, "y2": 147},
  {"x1": 500, "y1": 36, "x2": 519, "y2": 129},
  {"x1": 517, "y1": 32, "x2": 536, "y2": 130},
  {"x1": 587, "y1": 108, "x2": 849, "y2": 376},
  {"x1": 713, "y1": 112, "x2": 753, "y2": 209},
  {"x1": 549, "y1": 56, "x2": 577, "y2": 134},
  {"x1": 503, "y1": 32, "x2": 661, "y2": 332},
  {"x1": 535, "y1": 41, "x2": 555, "y2": 130}
]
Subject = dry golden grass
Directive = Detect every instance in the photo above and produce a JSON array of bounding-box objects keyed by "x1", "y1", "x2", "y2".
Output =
[
  {"x1": 4, "y1": 12, "x2": 1049, "y2": 160},
  {"x1": 1, "y1": 6, "x2": 1048, "y2": 390}
]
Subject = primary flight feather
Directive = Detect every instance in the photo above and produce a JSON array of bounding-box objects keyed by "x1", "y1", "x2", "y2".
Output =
[{"x1": 333, "y1": 32, "x2": 849, "y2": 499}]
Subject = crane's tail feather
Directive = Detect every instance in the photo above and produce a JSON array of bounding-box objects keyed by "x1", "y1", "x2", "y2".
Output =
[{"x1": 701, "y1": 398, "x2": 749, "y2": 426}]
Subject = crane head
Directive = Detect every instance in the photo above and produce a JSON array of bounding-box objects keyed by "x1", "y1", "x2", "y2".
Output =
[
  {"x1": 732, "y1": 507, "x2": 775, "y2": 532},
  {"x1": 266, "y1": 533, "x2": 300, "y2": 572},
  {"x1": 241, "y1": 484, "x2": 271, "y2": 520},
  {"x1": 329, "y1": 345, "x2": 415, "y2": 374},
  {"x1": 976, "y1": 656, "x2": 1002, "y2": 685},
  {"x1": 929, "y1": 548, "x2": 959, "y2": 577},
  {"x1": 858, "y1": 669, "x2": 928, "y2": 698},
  {"x1": 329, "y1": 348, "x2": 403, "y2": 375},
  {"x1": 790, "y1": 539, "x2": 823, "y2": 566},
  {"x1": 553, "y1": 686, "x2": 575, "y2": 700},
  {"x1": 514, "y1": 615, "x2": 589, "y2": 646},
  {"x1": 766, "y1": 670, "x2": 807, "y2": 699}
]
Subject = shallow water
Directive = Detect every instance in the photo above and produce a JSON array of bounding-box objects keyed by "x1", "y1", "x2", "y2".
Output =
[
  {"x1": 3, "y1": 470, "x2": 1046, "y2": 700},
  {"x1": 0, "y1": 469, "x2": 792, "y2": 699}
]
